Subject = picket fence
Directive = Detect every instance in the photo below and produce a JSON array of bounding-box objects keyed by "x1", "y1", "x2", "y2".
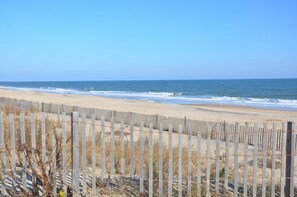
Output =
[{"x1": 0, "y1": 111, "x2": 296, "y2": 196}]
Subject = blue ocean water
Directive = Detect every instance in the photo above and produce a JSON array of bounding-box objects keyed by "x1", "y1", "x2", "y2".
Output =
[{"x1": 0, "y1": 79, "x2": 296, "y2": 110}]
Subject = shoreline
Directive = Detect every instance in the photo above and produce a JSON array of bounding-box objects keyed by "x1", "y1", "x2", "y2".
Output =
[{"x1": 0, "y1": 88, "x2": 296, "y2": 123}]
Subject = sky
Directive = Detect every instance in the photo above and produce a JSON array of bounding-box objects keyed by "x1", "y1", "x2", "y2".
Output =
[{"x1": 0, "y1": 1, "x2": 296, "y2": 81}]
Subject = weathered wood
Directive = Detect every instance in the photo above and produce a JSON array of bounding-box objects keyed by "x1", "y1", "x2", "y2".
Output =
[
  {"x1": 101, "y1": 116, "x2": 106, "y2": 179},
  {"x1": 20, "y1": 113, "x2": 27, "y2": 191},
  {"x1": 52, "y1": 132, "x2": 57, "y2": 197},
  {"x1": 81, "y1": 113, "x2": 87, "y2": 193},
  {"x1": 280, "y1": 122, "x2": 286, "y2": 197},
  {"x1": 71, "y1": 112, "x2": 80, "y2": 197},
  {"x1": 149, "y1": 123, "x2": 153, "y2": 197},
  {"x1": 9, "y1": 113, "x2": 16, "y2": 188},
  {"x1": 252, "y1": 123, "x2": 259, "y2": 197},
  {"x1": 262, "y1": 122, "x2": 268, "y2": 197},
  {"x1": 206, "y1": 124, "x2": 211, "y2": 197},
  {"x1": 61, "y1": 112, "x2": 67, "y2": 196},
  {"x1": 120, "y1": 120, "x2": 125, "y2": 175},
  {"x1": 243, "y1": 123, "x2": 249, "y2": 197},
  {"x1": 178, "y1": 125, "x2": 182, "y2": 197},
  {"x1": 130, "y1": 113, "x2": 134, "y2": 177},
  {"x1": 271, "y1": 123, "x2": 277, "y2": 197},
  {"x1": 197, "y1": 129, "x2": 202, "y2": 196},
  {"x1": 285, "y1": 122, "x2": 295, "y2": 197},
  {"x1": 41, "y1": 112, "x2": 46, "y2": 165},
  {"x1": 0, "y1": 113, "x2": 6, "y2": 195},
  {"x1": 30, "y1": 114, "x2": 37, "y2": 171},
  {"x1": 215, "y1": 123, "x2": 220, "y2": 194},
  {"x1": 234, "y1": 123, "x2": 239, "y2": 197},
  {"x1": 139, "y1": 122, "x2": 144, "y2": 194},
  {"x1": 91, "y1": 114, "x2": 96, "y2": 195},
  {"x1": 110, "y1": 116, "x2": 115, "y2": 176},
  {"x1": 187, "y1": 124, "x2": 192, "y2": 196},
  {"x1": 168, "y1": 124, "x2": 173, "y2": 197},
  {"x1": 159, "y1": 123, "x2": 163, "y2": 197},
  {"x1": 224, "y1": 123, "x2": 229, "y2": 190}
]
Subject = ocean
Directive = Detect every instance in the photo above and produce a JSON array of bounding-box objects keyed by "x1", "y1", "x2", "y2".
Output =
[{"x1": 0, "y1": 79, "x2": 296, "y2": 110}]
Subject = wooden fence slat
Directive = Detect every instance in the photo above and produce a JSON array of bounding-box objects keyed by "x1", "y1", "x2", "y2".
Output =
[
  {"x1": 120, "y1": 120, "x2": 125, "y2": 175},
  {"x1": 224, "y1": 123, "x2": 229, "y2": 190},
  {"x1": 9, "y1": 113, "x2": 16, "y2": 188},
  {"x1": 20, "y1": 113, "x2": 27, "y2": 191},
  {"x1": 0, "y1": 113, "x2": 6, "y2": 195},
  {"x1": 178, "y1": 125, "x2": 182, "y2": 197},
  {"x1": 234, "y1": 123, "x2": 239, "y2": 197},
  {"x1": 110, "y1": 116, "x2": 115, "y2": 176},
  {"x1": 289, "y1": 122, "x2": 295, "y2": 197},
  {"x1": 262, "y1": 123, "x2": 268, "y2": 197},
  {"x1": 168, "y1": 124, "x2": 173, "y2": 197},
  {"x1": 71, "y1": 112, "x2": 80, "y2": 197},
  {"x1": 159, "y1": 123, "x2": 163, "y2": 197},
  {"x1": 243, "y1": 122, "x2": 249, "y2": 197},
  {"x1": 271, "y1": 123, "x2": 276, "y2": 197},
  {"x1": 101, "y1": 116, "x2": 106, "y2": 179},
  {"x1": 91, "y1": 114, "x2": 96, "y2": 195},
  {"x1": 187, "y1": 124, "x2": 192, "y2": 196},
  {"x1": 215, "y1": 123, "x2": 220, "y2": 194},
  {"x1": 206, "y1": 123, "x2": 211, "y2": 197},
  {"x1": 149, "y1": 123, "x2": 153, "y2": 197},
  {"x1": 61, "y1": 112, "x2": 67, "y2": 196},
  {"x1": 52, "y1": 132, "x2": 57, "y2": 197},
  {"x1": 139, "y1": 122, "x2": 144, "y2": 194},
  {"x1": 130, "y1": 113, "x2": 134, "y2": 178},
  {"x1": 41, "y1": 112, "x2": 46, "y2": 165},
  {"x1": 81, "y1": 113, "x2": 87, "y2": 193},
  {"x1": 197, "y1": 129, "x2": 202, "y2": 196},
  {"x1": 252, "y1": 122, "x2": 259, "y2": 197},
  {"x1": 280, "y1": 122, "x2": 286, "y2": 197},
  {"x1": 30, "y1": 114, "x2": 37, "y2": 173}
]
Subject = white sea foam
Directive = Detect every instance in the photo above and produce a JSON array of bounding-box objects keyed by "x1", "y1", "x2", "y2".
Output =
[{"x1": 0, "y1": 86, "x2": 296, "y2": 110}]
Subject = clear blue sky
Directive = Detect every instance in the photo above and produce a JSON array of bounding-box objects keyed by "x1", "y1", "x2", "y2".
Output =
[{"x1": 0, "y1": 1, "x2": 296, "y2": 81}]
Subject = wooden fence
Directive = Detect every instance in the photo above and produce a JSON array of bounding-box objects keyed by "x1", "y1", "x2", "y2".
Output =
[{"x1": 0, "y1": 111, "x2": 296, "y2": 196}]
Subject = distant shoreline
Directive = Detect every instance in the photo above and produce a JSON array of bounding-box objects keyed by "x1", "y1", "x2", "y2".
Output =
[{"x1": 0, "y1": 88, "x2": 296, "y2": 123}]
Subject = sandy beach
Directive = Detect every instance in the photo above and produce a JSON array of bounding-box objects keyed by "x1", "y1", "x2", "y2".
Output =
[{"x1": 0, "y1": 88, "x2": 296, "y2": 123}]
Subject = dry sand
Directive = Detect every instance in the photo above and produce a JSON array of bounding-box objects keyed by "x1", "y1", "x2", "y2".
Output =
[{"x1": 0, "y1": 88, "x2": 296, "y2": 123}]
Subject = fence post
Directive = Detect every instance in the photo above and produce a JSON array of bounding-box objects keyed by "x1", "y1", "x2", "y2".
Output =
[
  {"x1": 61, "y1": 112, "x2": 67, "y2": 196},
  {"x1": 120, "y1": 120, "x2": 125, "y2": 175},
  {"x1": 281, "y1": 122, "x2": 287, "y2": 197},
  {"x1": 262, "y1": 123, "x2": 268, "y2": 197},
  {"x1": 71, "y1": 112, "x2": 79, "y2": 197},
  {"x1": 90, "y1": 114, "x2": 96, "y2": 195},
  {"x1": 197, "y1": 129, "x2": 202, "y2": 196},
  {"x1": 130, "y1": 113, "x2": 134, "y2": 177},
  {"x1": 139, "y1": 122, "x2": 144, "y2": 194},
  {"x1": 187, "y1": 124, "x2": 192, "y2": 196},
  {"x1": 20, "y1": 113, "x2": 27, "y2": 191},
  {"x1": 285, "y1": 121, "x2": 295, "y2": 197},
  {"x1": 159, "y1": 123, "x2": 163, "y2": 197},
  {"x1": 252, "y1": 123, "x2": 259, "y2": 197},
  {"x1": 9, "y1": 113, "x2": 16, "y2": 189},
  {"x1": 224, "y1": 123, "x2": 229, "y2": 190},
  {"x1": 81, "y1": 113, "x2": 87, "y2": 193},
  {"x1": 110, "y1": 116, "x2": 115, "y2": 176},
  {"x1": 178, "y1": 125, "x2": 183, "y2": 197},
  {"x1": 52, "y1": 131, "x2": 57, "y2": 197},
  {"x1": 41, "y1": 112, "x2": 46, "y2": 165},
  {"x1": 243, "y1": 123, "x2": 249, "y2": 197},
  {"x1": 101, "y1": 116, "x2": 106, "y2": 180},
  {"x1": 0, "y1": 113, "x2": 6, "y2": 195},
  {"x1": 234, "y1": 123, "x2": 240, "y2": 197},
  {"x1": 215, "y1": 123, "x2": 221, "y2": 194},
  {"x1": 149, "y1": 123, "x2": 154, "y2": 197},
  {"x1": 168, "y1": 124, "x2": 173, "y2": 197}
]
